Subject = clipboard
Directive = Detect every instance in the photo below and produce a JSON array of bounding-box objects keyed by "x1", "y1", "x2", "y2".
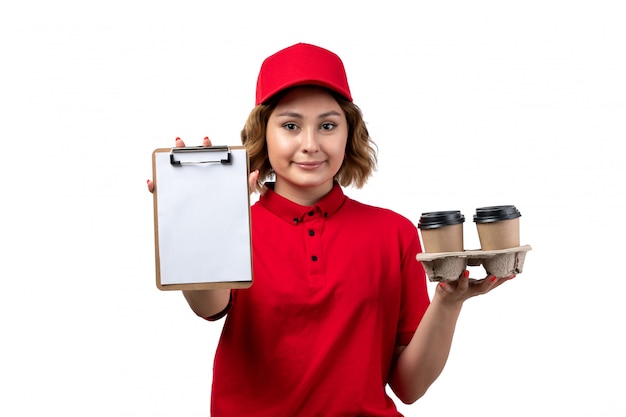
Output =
[{"x1": 152, "y1": 145, "x2": 253, "y2": 290}]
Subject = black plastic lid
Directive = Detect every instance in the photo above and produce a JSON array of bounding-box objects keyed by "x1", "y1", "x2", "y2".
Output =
[
  {"x1": 418, "y1": 210, "x2": 465, "y2": 229},
  {"x1": 473, "y1": 205, "x2": 521, "y2": 223}
]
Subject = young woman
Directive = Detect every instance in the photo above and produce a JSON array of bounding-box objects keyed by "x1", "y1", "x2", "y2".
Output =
[{"x1": 148, "y1": 43, "x2": 512, "y2": 416}]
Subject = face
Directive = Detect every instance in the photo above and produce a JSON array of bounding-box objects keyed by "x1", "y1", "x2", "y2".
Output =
[{"x1": 266, "y1": 86, "x2": 348, "y2": 204}]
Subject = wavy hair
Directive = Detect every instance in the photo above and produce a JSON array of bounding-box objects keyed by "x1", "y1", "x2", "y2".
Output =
[{"x1": 240, "y1": 89, "x2": 377, "y2": 192}]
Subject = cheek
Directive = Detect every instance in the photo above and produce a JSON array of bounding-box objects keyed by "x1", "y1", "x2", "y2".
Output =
[
  {"x1": 330, "y1": 138, "x2": 348, "y2": 159},
  {"x1": 265, "y1": 135, "x2": 290, "y2": 168}
]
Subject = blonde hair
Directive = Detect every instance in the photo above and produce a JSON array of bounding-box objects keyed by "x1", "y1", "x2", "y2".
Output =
[{"x1": 240, "y1": 89, "x2": 377, "y2": 192}]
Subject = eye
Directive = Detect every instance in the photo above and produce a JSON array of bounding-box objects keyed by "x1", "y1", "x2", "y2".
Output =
[
  {"x1": 283, "y1": 122, "x2": 298, "y2": 131},
  {"x1": 321, "y1": 122, "x2": 336, "y2": 131}
]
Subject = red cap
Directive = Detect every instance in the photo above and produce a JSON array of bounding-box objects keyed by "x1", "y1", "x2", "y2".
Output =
[{"x1": 255, "y1": 43, "x2": 352, "y2": 105}]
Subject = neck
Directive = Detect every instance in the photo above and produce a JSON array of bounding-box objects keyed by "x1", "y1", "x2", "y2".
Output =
[{"x1": 273, "y1": 180, "x2": 334, "y2": 206}]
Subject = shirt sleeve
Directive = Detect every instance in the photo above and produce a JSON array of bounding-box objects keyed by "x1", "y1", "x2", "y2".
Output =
[{"x1": 396, "y1": 222, "x2": 430, "y2": 346}]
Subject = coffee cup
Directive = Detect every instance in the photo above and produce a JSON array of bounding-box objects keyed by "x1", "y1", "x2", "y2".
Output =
[
  {"x1": 418, "y1": 211, "x2": 465, "y2": 253},
  {"x1": 473, "y1": 205, "x2": 521, "y2": 250}
]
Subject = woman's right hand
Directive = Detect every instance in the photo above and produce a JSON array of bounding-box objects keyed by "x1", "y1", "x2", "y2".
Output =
[{"x1": 147, "y1": 137, "x2": 260, "y2": 194}]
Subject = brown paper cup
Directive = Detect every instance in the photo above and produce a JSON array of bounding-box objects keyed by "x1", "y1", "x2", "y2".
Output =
[
  {"x1": 418, "y1": 211, "x2": 465, "y2": 253},
  {"x1": 420, "y1": 223, "x2": 464, "y2": 253},
  {"x1": 476, "y1": 218, "x2": 520, "y2": 250},
  {"x1": 474, "y1": 205, "x2": 521, "y2": 250}
]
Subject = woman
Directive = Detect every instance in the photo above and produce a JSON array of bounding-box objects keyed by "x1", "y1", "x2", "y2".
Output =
[{"x1": 148, "y1": 43, "x2": 511, "y2": 416}]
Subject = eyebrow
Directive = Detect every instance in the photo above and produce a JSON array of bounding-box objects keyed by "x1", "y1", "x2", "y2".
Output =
[{"x1": 275, "y1": 110, "x2": 343, "y2": 119}]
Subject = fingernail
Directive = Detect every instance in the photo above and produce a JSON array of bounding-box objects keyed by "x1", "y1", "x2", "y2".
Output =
[
  {"x1": 175, "y1": 137, "x2": 181, "y2": 141},
  {"x1": 204, "y1": 136, "x2": 209, "y2": 140},
  {"x1": 463, "y1": 270, "x2": 470, "y2": 278},
  {"x1": 439, "y1": 282, "x2": 447, "y2": 288},
  {"x1": 490, "y1": 276, "x2": 497, "y2": 282}
]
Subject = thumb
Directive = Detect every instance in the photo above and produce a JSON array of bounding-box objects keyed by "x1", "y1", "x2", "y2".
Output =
[{"x1": 248, "y1": 170, "x2": 259, "y2": 194}]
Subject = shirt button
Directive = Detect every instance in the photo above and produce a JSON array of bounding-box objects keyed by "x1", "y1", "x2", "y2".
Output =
[
  {"x1": 311, "y1": 255, "x2": 318, "y2": 261},
  {"x1": 308, "y1": 230, "x2": 315, "y2": 236},
  {"x1": 308, "y1": 210, "x2": 315, "y2": 216}
]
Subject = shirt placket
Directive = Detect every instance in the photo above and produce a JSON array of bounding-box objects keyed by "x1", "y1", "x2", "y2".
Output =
[{"x1": 302, "y1": 207, "x2": 325, "y2": 285}]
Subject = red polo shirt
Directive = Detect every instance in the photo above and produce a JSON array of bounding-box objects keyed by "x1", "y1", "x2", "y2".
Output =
[{"x1": 211, "y1": 182, "x2": 430, "y2": 416}]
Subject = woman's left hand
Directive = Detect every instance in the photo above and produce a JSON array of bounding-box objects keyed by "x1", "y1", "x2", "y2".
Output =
[{"x1": 435, "y1": 270, "x2": 515, "y2": 304}]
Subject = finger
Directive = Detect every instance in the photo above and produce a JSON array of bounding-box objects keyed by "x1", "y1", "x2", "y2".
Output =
[
  {"x1": 175, "y1": 137, "x2": 186, "y2": 147},
  {"x1": 456, "y1": 270, "x2": 470, "y2": 292},
  {"x1": 472, "y1": 275, "x2": 500, "y2": 295},
  {"x1": 438, "y1": 280, "x2": 454, "y2": 294},
  {"x1": 202, "y1": 136, "x2": 212, "y2": 147},
  {"x1": 147, "y1": 179, "x2": 154, "y2": 193},
  {"x1": 248, "y1": 169, "x2": 259, "y2": 193},
  {"x1": 488, "y1": 275, "x2": 513, "y2": 290}
]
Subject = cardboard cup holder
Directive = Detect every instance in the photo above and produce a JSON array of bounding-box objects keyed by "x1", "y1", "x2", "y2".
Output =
[{"x1": 416, "y1": 245, "x2": 532, "y2": 282}]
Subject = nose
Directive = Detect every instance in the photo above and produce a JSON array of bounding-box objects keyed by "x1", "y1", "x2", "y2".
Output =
[{"x1": 302, "y1": 128, "x2": 320, "y2": 153}]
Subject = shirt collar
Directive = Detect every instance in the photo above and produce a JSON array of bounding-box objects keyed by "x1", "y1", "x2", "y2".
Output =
[{"x1": 259, "y1": 182, "x2": 346, "y2": 225}]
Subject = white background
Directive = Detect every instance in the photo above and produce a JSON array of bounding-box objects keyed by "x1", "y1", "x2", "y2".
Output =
[{"x1": 1, "y1": 1, "x2": 624, "y2": 416}]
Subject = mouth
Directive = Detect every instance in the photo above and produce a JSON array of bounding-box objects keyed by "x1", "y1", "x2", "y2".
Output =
[{"x1": 294, "y1": 161, "x2": 325, "y2": 170}]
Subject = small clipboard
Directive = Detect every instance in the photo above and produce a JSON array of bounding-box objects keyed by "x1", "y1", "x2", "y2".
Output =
[{"x1": 152, "y1": 146, "x2": 253, "y2": 290}]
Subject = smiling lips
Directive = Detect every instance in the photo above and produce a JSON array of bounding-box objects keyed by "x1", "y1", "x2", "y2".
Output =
[{"x1": 294, "y1": 161, "x2": 325, "y2": 170}]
